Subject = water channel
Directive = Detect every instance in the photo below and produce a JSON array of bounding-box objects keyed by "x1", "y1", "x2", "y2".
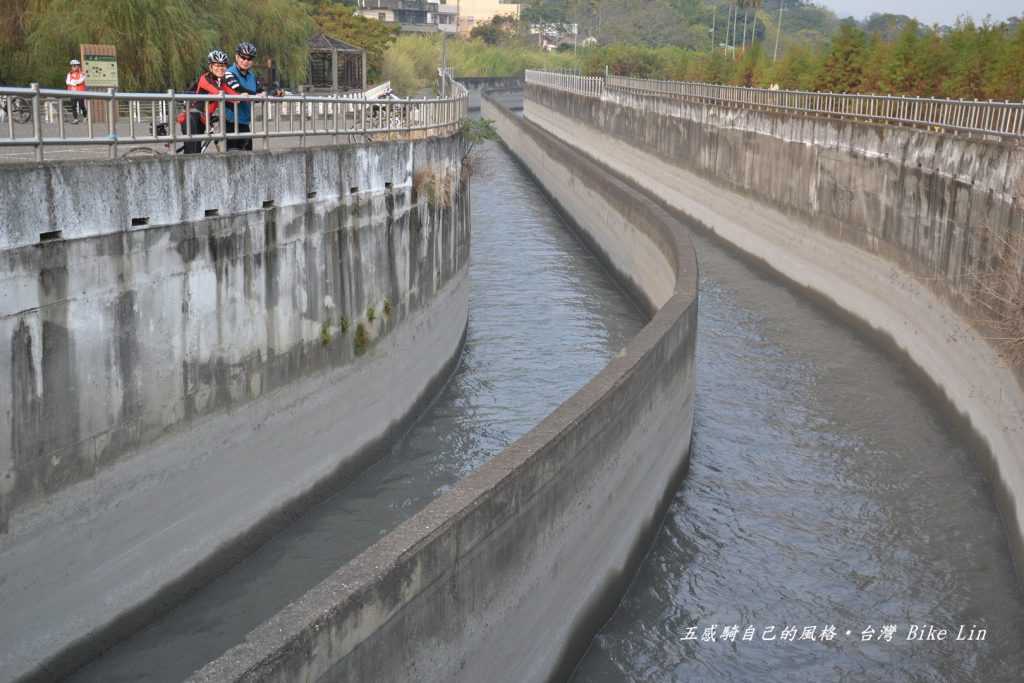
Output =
[
  {"x1": 69, "y1": 136, "x2": 646, "y2": 681},
  {"x1": 571, "y1": 232, "x2": 1024, "y2": 681},
  {"x1": 71, "y1": 116, "x2": 1023, "y2": 682}
]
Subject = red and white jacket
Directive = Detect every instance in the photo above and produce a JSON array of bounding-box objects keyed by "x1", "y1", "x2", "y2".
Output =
[{"x1": 66, "y1": 69, "x2": 86, "y2": 92}]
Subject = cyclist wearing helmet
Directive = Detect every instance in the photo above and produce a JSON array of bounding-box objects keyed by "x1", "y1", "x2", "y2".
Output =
[
  {"x1": 223, "y1": 42, "x2": 263, "y2": 151},
  {"x1": 177, "y1": 50, "x2": 238, "y2": 154}
]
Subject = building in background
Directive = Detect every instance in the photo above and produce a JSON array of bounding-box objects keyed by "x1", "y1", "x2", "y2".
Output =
[
  {"x1": 457, "y1": 0, "x2": 520, "y2": 36},
  {"x1": 355, "y1": 0, "x2": 458, "y2": 34},
  {"x1": 436, "y1": 1, "x2": 458, "y2": 34}
]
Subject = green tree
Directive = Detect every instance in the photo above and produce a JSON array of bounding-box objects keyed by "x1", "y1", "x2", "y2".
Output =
[
  {"x1": 20, "y1": 0, "x2": 313, "y2": 90},
  {"x1": 876, "y1": 18, "x2": 925, "y2": 94},
  {"x1": 382, "y1": 48, "x2": 419, "y2": 95},
  {"x1": 858, "y1": 33, "x2": 890, "y2": 93},
  {"x1": 943, "y1": 20, "x2": 1001, "y2": 99},
  {"x1": 459, "y1": 117, "x2": 498, "y2": 164},
  {"x1": 987, "y1": 23, "x2": 1024, "y2": 99},
  {"x1": 26, "y1": 0, "x2": 216, "y2": 90},
  {"x1": 0, "y1": 0, "x2": 44, "y2": 84},
  {"x1": 470, "y1": 15, "x2": 518, "y2": 45},
  {"x1": 767, "y1": 41, "x2": 817, "y2": 88},
  {"x1": 815, "y1": 21, "x2": 866, "y2": 92},
  {"x1": 521, "y1": 0, "x2": 570, "y2": 24},
  {"x1": 733, "y1": 39, "x2": 768, "y2": 85}
]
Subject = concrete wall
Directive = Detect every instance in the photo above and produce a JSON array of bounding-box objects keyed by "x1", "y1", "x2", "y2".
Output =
[
  {"x1": 456, "y1": 77, "x2": 523, "y2": 110},
  {"x1": 524, "y1": 83, "x2": 1024, "y2": 580},
  {"x1": 189, "y1": 95, "x2": 698, "y2": 683},
  {"x1": 0, "y1": 138, "x2": 470, "y2": 681}
]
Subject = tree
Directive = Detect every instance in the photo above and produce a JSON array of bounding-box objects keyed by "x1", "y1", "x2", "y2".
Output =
[
  {"x1": 879, "y1": 20, "x2": 934, "y2": 95},
  {"x1": 733, "y1": 39, "x2": 767, "y2": 85},
  {"x1": 459, "y1": 117, "x2": 498, "y2": 165},
  {"x1": 25, "y1": 0, "x2": 217, "y2": 90},
  {"x1": 767, "y1": 42, "x2": 818, "y2": 89},
  {"x1": 0, "y1": 0, "x2": 43, "y2": 84},
  {"x1": 19, "y1": 0, "x2": 313, "y2": 90},
  {"x1": 470, "y1": 15, "x2": 517, "y2": 45},
  {"x1": 223, "y1": 0, "x2": 316, "y2": 88},
  {"x1": 521, "y1": 0, "x2": 569, "y2": 24},
  {"x1": 943, "y1": 19, "x2": 1001, "y2": 99},
  {"x1": 815, "y1": 21, "x2": 866, "y2": 92},
  {"x1": 988, "y1": 23, "x2": 1024, "y2": 99},
  {"x1": 857, "y1": 33, "x2": 890, "y2": 93}
]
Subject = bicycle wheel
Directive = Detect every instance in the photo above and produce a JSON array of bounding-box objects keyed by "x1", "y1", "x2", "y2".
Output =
[{"x1": 11, "y1": 97, "x2": 31, "y2": 124}]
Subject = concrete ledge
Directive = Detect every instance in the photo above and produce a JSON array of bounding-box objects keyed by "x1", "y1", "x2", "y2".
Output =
[
  {"x1": 0, "y1": 138, "x2": 472, "y2": 681},
  {"x1": 525, "y1": 84, "x2": 1024, "y2": 584},
  {"x1": 189, "y1": 96, "x2": 698, "y2": 682},
  {"x1": 0, "y1": 135, "x2": 468, "y2": 526},
  {"x1": 456, "y1": 76, "x2": 523, "y2": 111}
]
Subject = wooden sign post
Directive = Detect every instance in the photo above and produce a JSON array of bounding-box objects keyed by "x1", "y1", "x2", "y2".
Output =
[{"x1": 80, "y1": 44, "x2": 118, "y2": 123}]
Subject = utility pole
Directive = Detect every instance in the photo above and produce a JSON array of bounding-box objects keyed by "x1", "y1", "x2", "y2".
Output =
[
  {"x1": 732, "y1": 3, "x2": 739, "y2": 57},
  {"x1": 441, "y1": 32, "x2": 448, "y2": 95},
  {"x1": 773, "y1": 0, "x2": 784, "y2": 62},
  {"x1": 711, "y1": 7, "x2": 717, "y2": 52},
  {"x1": 726, "y1": 4, "x2": 733, "y2": 57}
]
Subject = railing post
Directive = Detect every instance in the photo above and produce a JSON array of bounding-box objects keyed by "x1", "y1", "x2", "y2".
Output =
[
  {"x1": 219, "y1": 92, "x2": 228, "y2": 149},
  {"x1": 107, "y1": 87, "x2": 117, "y2": 159},
  {"x1": 264, "y1": 94, "x2": 271, "y2": 151},
  {"x1": 300, "y1": 90, "x2": 307, "y2": 147},
  {"x1": 168, "y1": 90, "x2": 177, "y2": 150},
  {"x1": 30, "y1": 82, "x2": 43, "y2": 162}
]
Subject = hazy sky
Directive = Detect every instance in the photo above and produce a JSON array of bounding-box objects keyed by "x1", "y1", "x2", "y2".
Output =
[{"x1": 814, "y1": 0, "x2": 1019, "y2": 26}]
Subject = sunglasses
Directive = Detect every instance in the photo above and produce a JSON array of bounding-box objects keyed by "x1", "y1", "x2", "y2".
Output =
[{"x1": 238, "y1": 56, "x2": 254, "y2": 61}]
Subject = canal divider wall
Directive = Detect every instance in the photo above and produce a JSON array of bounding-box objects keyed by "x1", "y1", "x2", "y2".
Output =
[
  {"x1": 0, "y1": 137, "x2": 470, "y2": 681},
  {"x1": 189, "y1": 95, "x2": 698, "y2": 682},
  {"x1": 523, "y1": 82, "x2": 1024, "y2": 582},
  {"x1": 456, "y1": 76, "x2": 524, "y2": 111}
]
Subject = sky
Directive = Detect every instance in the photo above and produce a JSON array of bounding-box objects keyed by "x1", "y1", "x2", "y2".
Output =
[{"x1": 814, "y1": 0, "x2": 1020, "y2": 26}]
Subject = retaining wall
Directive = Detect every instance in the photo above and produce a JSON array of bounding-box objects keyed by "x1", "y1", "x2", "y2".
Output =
[
  {"x1": 456, "y1": 76, "x2": 524, "y2": 110},
  {"x1": 525, "y1": 83, "x2": 1024, "y2": 580},
  {"x1": 0, "y1": 137, "x2": 470, "y2": 681},
  {"x1": 189, "y1": 94, "x2": 698, "y2": 682}
]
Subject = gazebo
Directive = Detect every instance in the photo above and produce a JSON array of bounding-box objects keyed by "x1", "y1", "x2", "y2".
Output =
[{"x1": 307, "y1": 33, "x2": 367, "y2": 94}]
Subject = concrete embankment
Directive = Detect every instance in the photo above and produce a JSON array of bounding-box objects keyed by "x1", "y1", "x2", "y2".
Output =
[
  {"x1": 524, "y1": 82, "x2": 1024, "y2": 581},
  {"x1": 457, "y1": 76, "x2": 523, "y2": 111},
  {"x1": 0, "y1": 137, "x2": 470, "y2": 681},
  {"x1": 189, "y1": 96, "x2": 698, "y2": 682}
]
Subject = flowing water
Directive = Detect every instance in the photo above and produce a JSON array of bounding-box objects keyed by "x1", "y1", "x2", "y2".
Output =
[
  {"x1": 70, "y1": 119, "x2": 1023, "y2": 682},
  {"x1": 69, "y1": 139, "x2": 646, "y2": 682},
  {"x1": 571, "y1": 229, "x2": 1024, "y2": 682}
]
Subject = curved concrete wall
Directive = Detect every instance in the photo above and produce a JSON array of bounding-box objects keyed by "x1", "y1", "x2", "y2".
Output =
[
  {"x1": 456, "y1": 76, "x2": 524, "y2": 110},
  {"x1": 0, "y1": 138, "x2": 470, "y2": 681},
  {"x1": 189, "y1": 96, "x2": 698, "y2": 682},
  {"x1": 524, "y1": 83, "x2": 1024, "y2": 581}
]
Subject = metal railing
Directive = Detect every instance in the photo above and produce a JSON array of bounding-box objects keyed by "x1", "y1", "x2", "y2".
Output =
[
  {"x1": 522, "y1": 70, "x2": 605, "y2": 99},
  {"x1": 525, "y1": 70, "x2": 1024, "y2": 139},
  {"x1": 0, "y1": 72, "x2": 468, "y2": 161}
]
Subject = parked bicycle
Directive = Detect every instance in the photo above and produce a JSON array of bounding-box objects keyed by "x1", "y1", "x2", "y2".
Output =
[{"x1": 1, "y1": 94, "x2": 31, "y2": 124}]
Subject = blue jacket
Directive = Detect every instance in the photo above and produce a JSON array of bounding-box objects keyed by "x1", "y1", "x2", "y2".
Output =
[{"x1": 225, "y1": 64, "x2": 262, "y2": 124}]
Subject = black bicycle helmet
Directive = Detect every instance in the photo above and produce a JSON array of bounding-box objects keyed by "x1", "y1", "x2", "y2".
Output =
[
  {"x1": 236, "y1": 42, "x2": 257, "y2": 59},
  {"x1": 207, "y1": 49, "x2": 230, "y2": 66}
]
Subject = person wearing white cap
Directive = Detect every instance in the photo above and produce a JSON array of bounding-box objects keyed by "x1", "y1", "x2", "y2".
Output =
[{"x1": 66, "y1": 59, "x2": 87, "y2": 123}]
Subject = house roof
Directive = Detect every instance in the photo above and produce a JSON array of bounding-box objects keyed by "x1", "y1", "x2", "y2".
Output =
[{"x1": 309, "y1": 33, "x2": 364, "y2": 53}]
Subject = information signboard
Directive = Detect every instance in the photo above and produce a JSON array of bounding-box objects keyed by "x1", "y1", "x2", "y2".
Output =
[
  {"x1": 79, "y1": 44, "x2": 118, "y2": 123},
  {"x1": 80, "y1": 44, "x2": 119, "y2": 88}
]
